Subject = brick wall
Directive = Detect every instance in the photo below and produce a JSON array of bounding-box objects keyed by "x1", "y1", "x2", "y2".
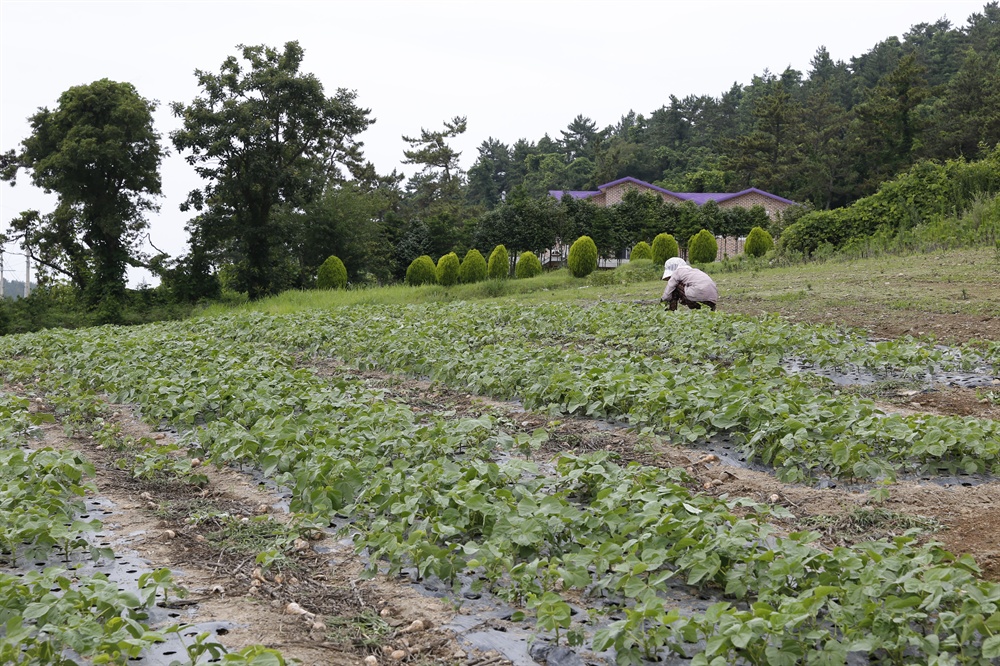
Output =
[
  {"x1": 602, "y1": 182, "x2": 685, "y2": 206},
  {"x1": 716, "y1": 236, "x2": 745, "y2": 261},
  {"x1": 719, "y1": 192, "x2": 792, "y2": 219}
]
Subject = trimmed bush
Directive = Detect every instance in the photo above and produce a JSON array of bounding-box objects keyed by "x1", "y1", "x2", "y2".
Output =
[
  {"x1": 652, "y1": 233, "x2": 680, "y2": 266},
  {"x1": 630, "y1": 241, "x2": 653, "y2": 261},
  {"x1": 688, "y1": 229, "x2": 718, "y2": 264},
  {"x1": 488, "y1": 245, "x2": 510, "y2": 279},
  {"x1": 436, "y1": 252, "x2": 460, "y2": 286},
  {"x1": 514, "y1": 251, "x2": 543, "y2": 279},
  {"x1": 316, "y1": 255, "x2": 348, "y2": 289},
  {"x1": 568, "y1": 235, "x2": 599, "y2": 278},
  {"x1": 459, "y1": 249, "x2": 488, "y2": 284},
  {"x1": 405, "y1": 255, "x2": 437, "y2": 286},
  {"x1": 744, "y1": 226, "x2": 774, "y2": 258}
]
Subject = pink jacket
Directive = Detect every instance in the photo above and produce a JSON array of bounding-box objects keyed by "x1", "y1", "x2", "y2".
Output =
[{"x1": 661, "y1": 266, "x2": 718, "y2": 303}]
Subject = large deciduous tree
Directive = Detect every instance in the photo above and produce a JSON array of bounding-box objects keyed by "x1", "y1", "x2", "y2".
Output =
[
  {"x1": 171, "y1": 41, "x2": 372, "y2": 299},
  {"x1": 1, "y1": 79, "x2": 163, "y2": 320}
]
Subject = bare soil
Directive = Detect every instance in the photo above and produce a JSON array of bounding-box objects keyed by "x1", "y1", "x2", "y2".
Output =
[{"x1": 722, "y1": 300, "x2": 1000, "y2": 345}]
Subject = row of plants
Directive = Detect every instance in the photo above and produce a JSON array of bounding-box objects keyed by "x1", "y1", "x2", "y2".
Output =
[
  {"x1": 405, "y1": 244, "x2": 547, "y2": 286},
  {"x1": 4, "y1": 317, "x2": 1000, "y2": 662},
  {"x1": 231, "y1": 302, "x2": 999, "y2": 481},
  {"x1": 0, "y1": 381, "x2": 285, "y2": 664},
  {"x1": 0, "y1": 392, "x2": 189, "y2": 663}
]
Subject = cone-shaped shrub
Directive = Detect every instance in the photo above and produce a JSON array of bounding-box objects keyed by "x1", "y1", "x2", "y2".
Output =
[
  {"x1": 688, "y1": 229, "x2": 718, "y2": 264},
  {"x1": 630, "y1": 241, "x2": 652, "y2": 261},
  {"x1": 515, "y1": 251, "x2": 542, "y2": 279},
  {"x1": 652, "y1": 233, "x2": 679, "y2": 266},
  {"x1": 316, "y1": 255, "x2": 348, "y2": 289},
  {"x1": 744, "y1": 226, "x2": 775, "y2": 258},
  {"x1": 460, "y1": 249, "x2": 488, "y2": 283},
  {"x1": 568, "y1": 235, "x2": 598, "y2": 278},
  {"x1": 436, "y1": 252, "x2": 460, "y2": 286},
  {"x1": 488, "y1": 245, "x2": 510, "y2": 279},
  {"x1": 405, "y1": 255, "x2": 437, "y2": 286}
]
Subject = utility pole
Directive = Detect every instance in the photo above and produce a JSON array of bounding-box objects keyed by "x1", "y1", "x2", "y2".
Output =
[
  {"x1": 0, "y1": 248, "x2": 5, "y2": 300},
  {"x1": 24, "y1": 252, "x2": 30, "y2": 298}
]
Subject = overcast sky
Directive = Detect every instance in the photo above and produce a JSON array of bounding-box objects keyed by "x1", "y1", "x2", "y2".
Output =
[{"x1": 0, "y1": 0, "x2": 991, "y2": 286}]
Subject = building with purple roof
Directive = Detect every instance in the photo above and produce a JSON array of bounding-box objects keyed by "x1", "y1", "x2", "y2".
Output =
[{"x1": 549, "y1": 176, "x2": 797, "y2": 219}]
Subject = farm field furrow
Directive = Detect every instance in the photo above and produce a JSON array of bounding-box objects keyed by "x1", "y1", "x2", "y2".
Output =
[
  {"x1": 4, "y1": 303, "x2": 1000, "y2": 663},
  {"x1": 250, "y1": 302, "x2": 1000, "y2": 483},
  {"x1": 0, "y1": 392, "x2": 253, "y2": 665}
]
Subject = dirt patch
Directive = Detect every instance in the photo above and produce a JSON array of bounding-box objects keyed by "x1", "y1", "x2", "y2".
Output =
[
  {"x1": 852, "y1": 385, "x2": 1000, "y2": 420},
  {"x1": 888, "y1": 386, "x2": 1000, "y2": 419},
  {"x1": 697, "y1": 462, "x2": 1000, "y2": 574},
  {"x1": 722, "y1": 300, "x2": 1000, "y2": 345}
]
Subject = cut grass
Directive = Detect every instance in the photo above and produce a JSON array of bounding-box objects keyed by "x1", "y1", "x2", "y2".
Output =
[{"x1": 800, "y1": 506, "x2": 941, "y2": 543}]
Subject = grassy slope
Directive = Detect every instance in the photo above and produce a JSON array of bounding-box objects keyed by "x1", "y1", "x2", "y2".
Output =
[{"x1": 198, "y1": 247, "x2": 1000, "y2": 342}]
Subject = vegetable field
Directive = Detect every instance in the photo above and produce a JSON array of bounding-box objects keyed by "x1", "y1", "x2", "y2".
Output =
[{"x1": 3, "y1": 302, "x2": 1000, "y2": 664}]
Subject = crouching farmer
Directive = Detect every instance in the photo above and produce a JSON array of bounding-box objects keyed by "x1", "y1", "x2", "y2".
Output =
[{"x1": 660, "y1": 258, "x2": 718, "y2": 311}]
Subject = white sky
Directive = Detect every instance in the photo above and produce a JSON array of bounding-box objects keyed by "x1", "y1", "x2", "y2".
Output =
[{"x1": 0, "y1": 0, "x2": 990, "y2": 286}]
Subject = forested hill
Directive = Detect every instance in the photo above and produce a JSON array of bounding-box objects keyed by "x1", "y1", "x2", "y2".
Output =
[{"x1": 465, "y1": 2, "x2": 1000, "y2": 212}]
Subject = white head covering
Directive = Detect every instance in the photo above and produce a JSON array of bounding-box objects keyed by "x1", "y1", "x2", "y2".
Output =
[{"x1": 661, "y1": 257, "x2": 689, "y2": 280}]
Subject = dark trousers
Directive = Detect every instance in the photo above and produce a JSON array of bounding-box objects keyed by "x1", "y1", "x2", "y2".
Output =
[{"x1": 666, "y1": 284, "x2": 717, "y2": 311}]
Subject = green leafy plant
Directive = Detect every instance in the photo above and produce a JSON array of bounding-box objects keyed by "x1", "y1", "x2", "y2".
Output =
[
  {"x1": 8, "y1": 299, "x2": 1000, "y2": 665},
  {"x1": 744, "y1": 226, "x2": 774, "y2": 258},
  {"x1": 568, "y1": 236, "x2": 598, "y2": 278},
  {"x1": 405, "y1": 255, "x2": 437, "y2": 286},
  {"x1": 630, "y1": 241, "x2": 652, "y2": 261},
  {"x1": 459, "y1": 248, "x2": 488, "y2": 283},
  {"x1": 488, "y1": 244, "x2": 510, "y2": 279},
  {"x1": 515, "y1": 251, "x2": 542, "y2": 279},
  {"x1": 436, "y1": 252, "x2": 461, "y2": 287},
  {"x1": 688, "y1": 229, "x2": 718, "y2": 264},
  {"x1": 651, "y1": 233, "x2": 679, "y2": 266},
  {"x1": 316, "y1": 255, "x2": 348, "y2": 289}
]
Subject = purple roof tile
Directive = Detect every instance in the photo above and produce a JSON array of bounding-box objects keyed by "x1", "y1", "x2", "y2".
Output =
[
  {"x1": 675, "y1": 192, "x2": 717, "y2": 204},
  {"x1": 596, "y1": 176, "x2": 684, "y2": 199}
]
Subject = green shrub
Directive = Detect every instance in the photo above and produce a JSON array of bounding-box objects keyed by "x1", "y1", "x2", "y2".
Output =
[
  {"x1": 316, "y1": 255, "x2": 348, "y2": 289},
  {"x1": 744, "y1": 226, "x2": 774, "y2": 258},
  {"x1": 487, "y1": 245, "x2": 510, "y2": 279},
  {"x1": 514, "y1": 251, "x2": 543, "y2": 279},
  {"x1": 405, "y1": 255, "x2": 437, "y2": 286},
  {"x1": 652, "y1": 233, "x2": 679, "y2": 266},
  {"x1": 786, "y1": 149, "x2": 1000, "y2": 253},
  {"x1": 688, "y1": 229, "x2": 718, "y2": 264},
  {"x1": 459, "y1": 249, "x2": 488, "y2": 283},
  {"x1": 630, "y1": 241, "x2": 653, "y2": 261},
  {"x1": 436, "y1": 252, "x2": 460, "y2": 286},
  {"x1": 568, "y1": 236, "x2": 598, "y2": 278}
]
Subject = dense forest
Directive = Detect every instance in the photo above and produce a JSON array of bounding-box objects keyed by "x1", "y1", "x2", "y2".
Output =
[
  {"x1": 2, "y1": 2, "x2": 1000, "y2": 327},
  {"x1": 467, "y1": 7, "x2": 1000, "y2": 210}
]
